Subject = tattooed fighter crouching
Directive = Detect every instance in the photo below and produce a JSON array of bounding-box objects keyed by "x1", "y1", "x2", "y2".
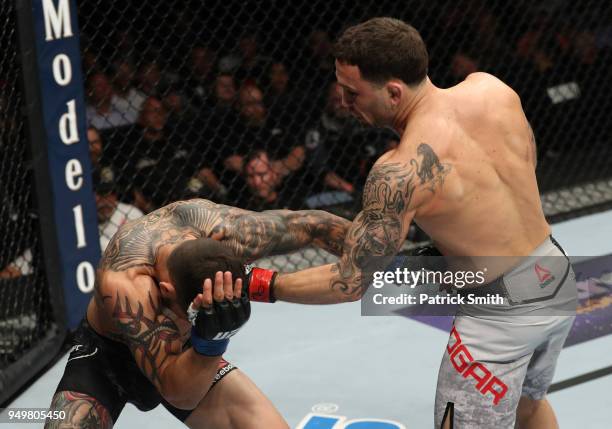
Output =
[
  {"x1": 236, "y1": 18, "x2": 577, "y2": 429},
  {"x1": 45, "y1": 199, "x2": 349, "y2": 429}
]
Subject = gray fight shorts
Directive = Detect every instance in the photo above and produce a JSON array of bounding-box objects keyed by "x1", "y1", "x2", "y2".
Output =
[{"x1": 434, "y1": 236, "x2": 577, "y2": 428}]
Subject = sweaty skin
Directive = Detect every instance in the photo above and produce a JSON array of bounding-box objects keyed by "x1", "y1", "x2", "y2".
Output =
[{"x1": 274, "y1": 71, "x2": 550, "y2": 304}]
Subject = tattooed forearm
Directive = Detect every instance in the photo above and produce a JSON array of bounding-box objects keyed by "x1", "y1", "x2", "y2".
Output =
[
  {"x1": 46, "y1": 391, "x2": 112, "y2": 429},
  {"x1": 254, "y1": 210, "x2": 350, "y2": 257},
  {"x1": 330, "y1": 144, "x2": 451, "y2": 298},
  {"x1": 109, "y1": 291, "x2": 181, "y2": 388},
  {"x1": 217, "y1": 210, "x2": 351, "y2": 260}
]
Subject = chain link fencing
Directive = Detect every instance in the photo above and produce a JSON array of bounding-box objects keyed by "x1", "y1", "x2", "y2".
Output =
[
  {"x1": 0, "y1": 0, "x2": 61, "y2": 404},
  {"x1": 76, "y1": 0, "x2": 611, "y2": 269}
]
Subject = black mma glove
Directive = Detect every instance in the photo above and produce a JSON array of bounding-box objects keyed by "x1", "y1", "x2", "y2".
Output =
[{"x1": 188, "y1": 291, "x2": 251, "y2": 356}]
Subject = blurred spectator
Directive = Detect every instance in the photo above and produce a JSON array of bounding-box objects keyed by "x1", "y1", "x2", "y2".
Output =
[
  {"x1": 94, "y1": 166, "x2": 143, "y2": 251},
  {"x1": 565, "y1": 30, "x2": 612, "y2": 138},
  {"x1": 219, "y1": 33, "x2": 272, "y2": 84},
  {"x1": 433, "y1": 3, "x2": 510, "y2": 86},
  {"x1": 112, "y1": 31, "x2": 136, "y2": 63},
  {"x1": 298, "y1": 29, "x2": 335, "y2": 94},
  {"x1": 296, "y1": 82, "x2": 362, "y2": 196},
  {"x1": 449, "y1": 51, "x2": 480, "y2": 84},
  {"x1": 204, "y1": 73, "x2": 241, "y2": 177},
  {"x1": 80, "y1": 33, "x2": 98, "y2": 74},
  {"x1": 87, "y1": 126, "x2": 103, "y2": 167},
  {"x1": 137, "y1": 61, "x2": 163, "y2": 96},
  {"x1": 264, "y1": 62, "x2": 315, "y2": 124},
  {"x1": 512, "y1": 17, "x2": 587, "y2": 158},
  {"x1": 221, "y1": 83, "x2": 301, "y2": 175},
  {"x1": 186, "y1": 45, "x2": 218, "y2": 106},
  {"x1": 86, "y1": 72, "x2": 134, "y2": 130},
  {"x1": 513, "y1": 12, "x2": 567, "y2": 81},
  {"x1": 211, "y1": 73, "x2": 239, "y2": 112},
  {"x1": 193, "y1": 72, "x2": 240, "y2": 129},
  {"x1": 110, "y1": 60, "x2": 146, "y2": 123},
  {"x1": 121, "y1": 97, "x2": 221, "y2": 211},
  {"x1": 236, "y1": 150, "x2": 297, "y2": 211},
  {"x1": 161, "y1": 82, "x2": 201, "y2": 139},
  {"x1": 0, "y1": 191, "x2": 33, "y2": 279},
  {"x1": 131, "y1": 165, "x2": 171, "y2": 214},
  {"x1": 292, "y1": 82, "x2": 397, "y2": 209},
  {"x1": 0, "y1": 249, "x2": 33, "y2": 279}
]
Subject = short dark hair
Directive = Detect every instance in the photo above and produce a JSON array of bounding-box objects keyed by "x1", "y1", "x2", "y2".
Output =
[
  {"x1": 167, "y1": 238, "x2": 246, "y2": 311},
  {"x1": 333, "y1": 17, "x2": 428, "y2": 86}
]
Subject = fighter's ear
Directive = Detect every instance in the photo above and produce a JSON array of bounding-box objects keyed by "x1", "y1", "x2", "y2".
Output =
[{"x1": 386, "y1": 81, "x2": 403, "y2": 105}]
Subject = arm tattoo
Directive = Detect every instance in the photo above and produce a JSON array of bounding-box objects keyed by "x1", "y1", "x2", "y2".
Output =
[
  {"x1": 108, "y1": 291, "x2": 181, "y2": 387},
  {"x1": 46, "y1": 391, "x2": 112, "y2": 429},
  {"x1": 100, "y1": 199, "x2": 218, "y2": 271},
  {"x1": 330, "y1": 143, "x2": 451, "y2": 298},
  {"x1": 100, "y1": 199, "x2": 349, "y2": 271},
  {"x1": 218, "y1": 210, "x2": 351, "y2": 259}
]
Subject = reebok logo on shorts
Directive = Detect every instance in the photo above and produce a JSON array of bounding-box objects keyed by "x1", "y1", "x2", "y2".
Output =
[
  {"x1": 535, "y1": 263, "x2": 555, "y2": 288},
  {"x1": 446, "y1": 327, "x2": 508, "y2": 405}
]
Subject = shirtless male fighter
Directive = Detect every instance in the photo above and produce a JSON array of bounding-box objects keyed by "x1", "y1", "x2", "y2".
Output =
[
  {"x1": 46, "y1": 198, "x2": 349, "y2": 428},
  {"x1": 239, "y1": 18, "x2": 577, "y2": 429}
]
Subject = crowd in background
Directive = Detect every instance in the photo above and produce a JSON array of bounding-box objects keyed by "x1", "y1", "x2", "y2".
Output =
[
  {"x1": 80, "y1": 0, "x2": 612, "y2": 227},
  {"x1": 2, "y1": 0, "x2": 612, "y2": 277},
  {"x1": 85, "y1": 35, "x2": 397, "y2": 218}
]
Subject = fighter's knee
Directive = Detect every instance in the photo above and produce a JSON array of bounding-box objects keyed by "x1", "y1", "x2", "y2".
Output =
[{"x1": 45, "y1": 391, "x2": 113, "y2": 429}]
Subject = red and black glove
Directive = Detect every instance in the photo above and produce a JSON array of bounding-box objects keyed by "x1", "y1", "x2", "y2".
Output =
[{"x1": 246, "y1": 266, "x2": 278, "y2": 303}]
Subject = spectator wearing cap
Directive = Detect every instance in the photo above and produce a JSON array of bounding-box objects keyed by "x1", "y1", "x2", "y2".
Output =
[{"x1": 94, "y1": 166, "x2": 143, "y2": 251}]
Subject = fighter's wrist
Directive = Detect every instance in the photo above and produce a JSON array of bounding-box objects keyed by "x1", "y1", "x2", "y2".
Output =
[{"x1": 190, "y1": 327, "x2": 229, "y2": 356}]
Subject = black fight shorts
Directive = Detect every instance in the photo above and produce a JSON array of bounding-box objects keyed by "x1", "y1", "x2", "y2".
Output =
[{"x1": 55, "y1": 318, "x2": 237, "y2": 423}]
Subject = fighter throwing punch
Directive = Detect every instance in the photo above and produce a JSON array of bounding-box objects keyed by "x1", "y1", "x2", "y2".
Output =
[
  {"x1": 240, "y1": 18, "x2": 577, "y2": 429},
  {"x1": 46, "y1": 199, "x2": 349, "y2": 428}
]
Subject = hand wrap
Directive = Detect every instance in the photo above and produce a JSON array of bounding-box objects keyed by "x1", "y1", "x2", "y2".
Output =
[{"x1": 246, "y1": 266, "x2": 278, "y2": 303}]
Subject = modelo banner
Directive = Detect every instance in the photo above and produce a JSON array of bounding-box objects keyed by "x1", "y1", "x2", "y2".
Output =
[{"x1": 31, "y1": 0, "x2": 100, "y2": 328}]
